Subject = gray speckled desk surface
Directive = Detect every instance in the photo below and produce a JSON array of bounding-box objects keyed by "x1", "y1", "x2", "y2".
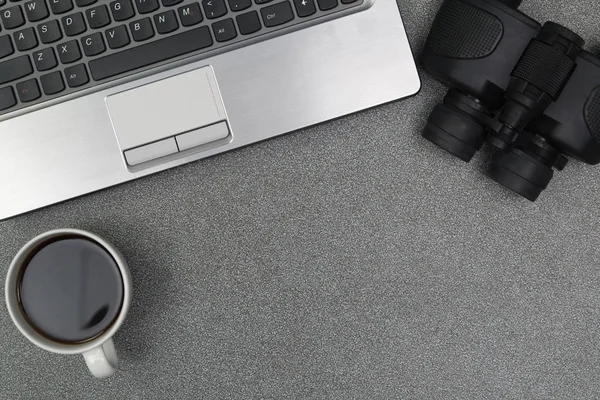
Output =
[{"x1": 2, "y1": 1, "x2": 600, "y2": 398}]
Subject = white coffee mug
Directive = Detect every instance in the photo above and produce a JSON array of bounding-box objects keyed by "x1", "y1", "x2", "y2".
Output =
[{"x1": 5, "y1": 229, "x2": 132, "y2": 379}]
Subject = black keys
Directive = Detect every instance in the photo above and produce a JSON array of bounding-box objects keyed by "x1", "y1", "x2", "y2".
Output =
[
  {"x1": 1, "y1": 5, "x2": 25, "y2": 29},
  {"x1": 33, "y1": 47, "x2": 57, "y2": 70},
  {"x1": 154, "y1": 10, "x2": 178, "y2": 34},
  {"x1": 0, "y1": 0, "x2": 5, "y2": 6},
  {"x1": 110, "y1": 0, "x2": 134, "y2": 21},
  {"x1": 40, "y1": 70, "x2": 64, "y2": 94},
  {"x1": 228, "y1": 0, "x2": 250, "y2": 11},
  {"x1": 81, "y1": 32, "x2": 104, "y2": 55},
  {"x1": 38, "y1": 20, "x2": 62, "y2": 43},
  {"x1": 75, "y1": 0, "x2": 96, "y2": 6},
  {"x1": 16, "y1": 78, "x2": 40, "y2": 102},
  {"x1": 130, "y1": 17, "x2": 153, "y2": 41},
  {"x1": 13, "y1": 27, "x2": 38, "y2": 51},
  {"x1": 62, "y1": 12, "x2": 86, "y2": 36},
  {"x1": 134, "y1": 0, "x2": 158, "y2": 14},
  {"x1": 0, "y1": 55, "x2": 33, "y2": 85},
  {"x1": 48, "y1": 0, "x2": 72, "y2": 14},
  {"x1": 64, "y1": 63, "x2": 88, "y2": 87},
  {"x1": 24, "y1": 0, "x2": 48, "y2": 22},
  {"x1": 201, "y1": 0, "x2": 225, "y2": 19},
  {"x1": 0, "y1": 87, "x2": 17, "y2": 111},
  {"x1": 105, "y1": 24, "x2": 129, "y2": 48},
  {"x1": 0, "y1": 35, "x2": 14, "y2": 58},
  {"x1": 316, "y1": 0, "x2": 335, "y2": 10},
  {"x1": 86, "y1": 5, "x2": 110, "y2": 28},
  {"x1": 293, "y1": 0, "x2": 315, "y2": 17},
  {"x1": 161, "y1": 0, "x2": 181, "y2": 5},
  {"x1": 56, "y1": 39, "x2": 80, "y2": 63},
  {"x1": 236, "y1": 11, "x2": 260, "y2": 35},
  {"x1": 89, "y1": 26, "x2": 212, "y2": 80},
  {"x1": 260, "y1": 1, "x2": 293, "y2": 27},
  {"x1": 177, "y1": 3, "x2": 201, "y2": 26},
  {"x1": 212, "y1": 18, "x2": 235, "y2": 42}
]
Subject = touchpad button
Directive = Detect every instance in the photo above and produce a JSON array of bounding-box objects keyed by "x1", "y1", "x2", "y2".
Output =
[{"x1": 106, "y1": 66, "x2": 227, "y2": 154}]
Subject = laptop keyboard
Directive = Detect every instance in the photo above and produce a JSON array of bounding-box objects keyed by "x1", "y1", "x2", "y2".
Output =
[{"x1": 0, "y1": 0, "x2": 364, "y2": 117}]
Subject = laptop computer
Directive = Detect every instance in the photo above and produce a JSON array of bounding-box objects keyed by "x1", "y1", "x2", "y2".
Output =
[{"x1": 0, "y1": 0, "x2": 420, "y2": 220}]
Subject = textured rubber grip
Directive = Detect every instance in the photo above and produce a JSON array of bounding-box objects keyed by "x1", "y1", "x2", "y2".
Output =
[
  {"x1": 427, "y1": 0, "x2": 503, "y2": 59},
  {"x1": 512, "y1": 40, "x2": 575, "y2": 99},
  {"x1": 585, "y1": 86, "x2": 600, "y2": 141}
]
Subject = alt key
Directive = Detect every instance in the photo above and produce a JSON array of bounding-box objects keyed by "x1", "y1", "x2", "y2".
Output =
[{"x1": 65, "y1": 64, "x2": 89, "y2": 88}]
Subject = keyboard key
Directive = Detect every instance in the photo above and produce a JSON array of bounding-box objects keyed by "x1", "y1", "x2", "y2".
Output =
[
  {"x1": 16, "y1": 78, "x2": 40, "y2": 102},
  {"x1": 201, "y1": 0, "x2": 225, "y2": 19},
  {"x1": 154, "y1": 10, "x2": 178, "y2": 34},
  {"x1": 49, "y1": 0, "x2": 72, "y2": 14},
  {"x1": 64, "y1": 63, "x2": 88, "y2": 87},
  {"x1": 86, "y1": 5, "x2": 110, "y2": 28},
  {"x1": 130, "y1": 17, "x2": 153, "y2": 41},
  {"x1": 260, "y1": 1, "x2": 293, "y2": 27},
  {"x1": 56, "y1": 39, "x2": 80, "y2": 63},
  {"x1": 24, "y1": 0, "x2": 48, "y2": 22},
  {"x1": 105, "y1": 24, "x2": 129, "y2": 48},
  {"x1": 38, "y1": 19, "x2": 62, "y2": 43},
  {"x1": 293, "y1": 0, "x2": 314, "y2": 17},
  {"x1": 1, "y1": 5, "x2": 25, "y2": 29},
  {"x1": 81, "y1": 32, "x2": 104, "y2": 55},
  {"x1": 110, "y1": 0, "x2": 134, "y2": 21},
  {"x1": 134, "y1": 0, "x2": 158, "y2": 14},
  {"x1": 0, "y1": 0, "x2": 5, "y2": 6},
  {"x1": 0, "y1": 56, "x2": 33, "y2": 87},
  {"x1": 62, "y1": 12, "x2": 86, "y2": 36},
  {"x1": 0, "y1": 35, "x2": 15, "y2": 59},
  {"x1": 33, "y1": 47, "x2": 57, "y2": 70},
  {"x1": 236, "y1": 10, "x2": 260, "y2": 35},
  {"x1": 89, "y1": 26, "x2": 212, "y2": 80},
  {"x1": 161, "y1": 0, "x2": 181, "y2": 6},
  {"x1": 75, "y1": 0, "x2": 96, "y2": 6},
  {"x1": 316, "y1": 0, "x2": 335, "y2": 10},
  {"x1": 212, "y1": 18, "x2": 235, "y2": 42},
  {"x1": 0, "y1": 87, "x2": 17, "y2": 111},
  {"x1": 228, "y1": 0, "x2": 250, "y2": 11},
  {"x1": 40, "y1": 70, "x2": 64, "y2": 94},
  {"x1": 13, "y1": 27, "x2": 38, "y2": 51},
  {"x1": 177, "y1": 2, "x2": 201, "y2": 26}
]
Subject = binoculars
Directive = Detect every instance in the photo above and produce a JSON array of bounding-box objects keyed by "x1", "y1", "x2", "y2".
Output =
[{"x1": 422, "y1": 0, "x2": 600, "y2": 201}]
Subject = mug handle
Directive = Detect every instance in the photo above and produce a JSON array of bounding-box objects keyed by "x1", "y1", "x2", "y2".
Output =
[{"x1": 82, "y1": 339, "x2": 118, "y2": 379}]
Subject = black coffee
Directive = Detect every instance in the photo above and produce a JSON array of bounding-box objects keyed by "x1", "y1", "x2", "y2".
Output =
[{"x1": 18, "y1": 237, "x2": 124, "y2": 343}]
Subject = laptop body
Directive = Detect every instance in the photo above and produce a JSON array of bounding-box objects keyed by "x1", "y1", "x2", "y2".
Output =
[{"x1": 0, "y1": 0, "x2": 420, "y2": 220}]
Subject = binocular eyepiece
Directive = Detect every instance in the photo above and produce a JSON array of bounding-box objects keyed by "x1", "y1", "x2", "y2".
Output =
[{"x1": 422, "y1": 0, "x2": 600, "y2": 201}]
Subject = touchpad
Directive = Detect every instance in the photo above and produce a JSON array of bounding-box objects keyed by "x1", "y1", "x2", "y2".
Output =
[{"x1": 106, "y1": 66, "x2": 229, "y2": 167}]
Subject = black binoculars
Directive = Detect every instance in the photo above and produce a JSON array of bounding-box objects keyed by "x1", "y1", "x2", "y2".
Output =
[{"x1": 421, "y1": 0, "x2": 600, "y2": 201}]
